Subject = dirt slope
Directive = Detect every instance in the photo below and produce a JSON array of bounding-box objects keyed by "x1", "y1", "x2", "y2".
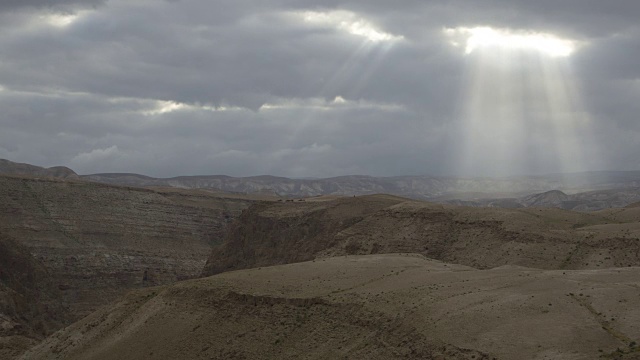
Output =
[
  {"x1": 204, "y1": 195, "x2": 640, "y2": 276},
  {"x1": 23, "y1": 255, "x2": 640, "y2": 360}
]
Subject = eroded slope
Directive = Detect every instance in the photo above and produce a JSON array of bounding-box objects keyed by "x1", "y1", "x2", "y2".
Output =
[{"x1": 204, "y1": 195, "x2": 640, "y2": 275}]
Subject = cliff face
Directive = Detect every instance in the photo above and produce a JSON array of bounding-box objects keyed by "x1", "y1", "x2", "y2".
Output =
[
  {"x1": 203, "y1": 195, "x2": 406, "y2": 275},
  {"x1": 203, "y1": 195, "x2": 640, "y2": 276},
  {"x1": 0, "y1": 232, "x2": 68, "y2": 359},
  {"x1": 0, "y1": 175, "x2": 253, "y2": 324}
]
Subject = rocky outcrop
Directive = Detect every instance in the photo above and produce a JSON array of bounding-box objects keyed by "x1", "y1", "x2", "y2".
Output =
[
  {"x1": 0, "y1": 175, "x2": 253, "y2": 326},
  {"x1": 203, "y1": 195, "x2": 640, "y2": 276}
]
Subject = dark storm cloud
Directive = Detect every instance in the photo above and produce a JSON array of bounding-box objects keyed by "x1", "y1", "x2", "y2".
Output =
[{"x1": 0, "y1": 0, "x2": 639, "y2": 177}]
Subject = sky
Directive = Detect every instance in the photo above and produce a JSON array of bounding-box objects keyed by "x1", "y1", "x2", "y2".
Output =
[{"x1": 0, "y1": 0, "x2": 639, "y2": 178}]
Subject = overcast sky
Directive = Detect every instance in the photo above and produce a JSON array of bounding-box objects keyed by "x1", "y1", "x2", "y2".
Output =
[{"x1": 0, "y1": 0, "x2": 638, "y2": 178}]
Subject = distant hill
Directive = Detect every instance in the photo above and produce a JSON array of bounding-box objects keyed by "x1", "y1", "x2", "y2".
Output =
[
  {"x1": 84, "y1": 170, "x2": 640, "y2": 211},
  {"x1": 4, "y1": 158, "x2": 640, "y2": 210},
  {"x1": 448, "y1": 187, "x2": 640, "y2": 211},
  {"x1": 84, "y1": 171, "x2": 640, "y2": 201},
  {"x1": 0, "y1": 159, "x2": 78, "y2": 179}
]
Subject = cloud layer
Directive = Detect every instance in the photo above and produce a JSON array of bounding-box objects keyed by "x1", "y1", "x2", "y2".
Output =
[{"x1": 1, "y1": 0, "x2": 639, "y2": 177}]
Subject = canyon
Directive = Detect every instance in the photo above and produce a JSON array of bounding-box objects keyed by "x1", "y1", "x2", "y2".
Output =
[
  {"x1": 1, "y1": 159, "x2": 640, "y2": 359},
  {"x1": 0, "y1": 173, "x2": 256, "y2": 356}
]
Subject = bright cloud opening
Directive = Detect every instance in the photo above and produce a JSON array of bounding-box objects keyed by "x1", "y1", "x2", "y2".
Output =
[
  {"x1": 448, "y1": 26, "x2": 598, "y2": 176},
  {"x1": 142, "y1": 100, "x2": 242, "y2": 115},
  {"x1": 445, "y1": 27, "x2": 577, "y2": 58},
  {"x1": 40, "y1": 12, "x2": 85, "y2": 28},
  {"x1": 299, "y1": 10, "x2": 403, "y2": 42},
  {"x1": 144, "y1": 100, "x2": 187, "y2": 115},
  {"x1": 258, "y1": 96, "x2": 404, "y2": 112}
]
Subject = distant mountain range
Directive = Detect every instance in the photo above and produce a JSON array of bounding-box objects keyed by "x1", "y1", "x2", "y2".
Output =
[{"x1": 2, "y1": 158, "x2": 640, "y2": 210}]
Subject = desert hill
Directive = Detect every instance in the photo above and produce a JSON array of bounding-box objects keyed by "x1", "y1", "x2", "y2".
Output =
[
  {"x1": 22, "y1": 254, "x2": 640, "y2": 359},
  {"x1": 0, "y1": 174, "x2": 258, "y2": 357},
  {"x1": 0, "y1": 160, "x2": 78, "y2": 180},
  {"x1": 204, "y1": 195, "x2": 640, "y2": 276}
]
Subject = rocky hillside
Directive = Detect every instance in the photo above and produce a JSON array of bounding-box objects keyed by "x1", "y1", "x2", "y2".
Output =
[
  {"x1": 203, "y1": 195, "x2": 640, "y2": 276},
  {"x1": 23, "y1": 255, "x2": 640, "y2": 360},
  {"x1": 0, "y1": 175, "x2": 254, "y2": 327}
]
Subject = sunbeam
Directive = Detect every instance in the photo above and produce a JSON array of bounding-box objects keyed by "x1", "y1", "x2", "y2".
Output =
[
  {"x1": 446, "y1": 27, "x2": 577, "y2": 58},
  {"x1": 448, "y1": 26, "x2": 598, "y2": 176},
  {"x1": 277, "y1": 10, "x2": 404, "y2": 176}
]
